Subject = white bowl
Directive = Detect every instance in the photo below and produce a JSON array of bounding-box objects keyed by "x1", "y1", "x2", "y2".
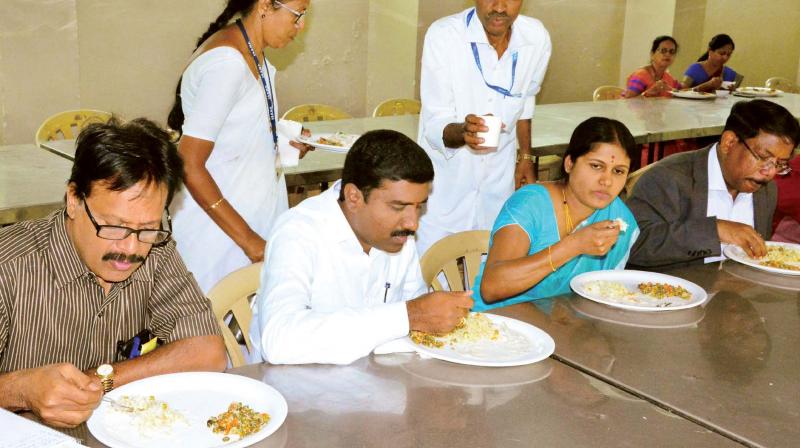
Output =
[{"x1": 716, "y1": 89, "x2": 730, "y2": 97}]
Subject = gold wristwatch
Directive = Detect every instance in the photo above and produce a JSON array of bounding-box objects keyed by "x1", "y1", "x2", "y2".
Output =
[
  {"x1": 96, "y1": 364, "x2": 114, "y2": 393},
  {"x1": 517, "y1": 153, "x2": 534, "y2": 163}
]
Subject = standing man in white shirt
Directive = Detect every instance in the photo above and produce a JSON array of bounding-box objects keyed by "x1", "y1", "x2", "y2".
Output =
[
  {"x1": 626, "y1": 99, "x2": 800, "y2": 270},
  {"x1": 416, "y1": 0, "x2": 551, "y2": 255},
  {"x1": 252, "y1": 130, "x2": 473, "y2": 365}
]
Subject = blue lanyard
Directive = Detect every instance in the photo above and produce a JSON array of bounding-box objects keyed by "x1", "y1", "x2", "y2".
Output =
[
  {"x1": 466, "y1": 8, "x2": 520, "y2": 98},
  {"x1": 236, "y1": 19, "x2": 279, "y2": 150}
]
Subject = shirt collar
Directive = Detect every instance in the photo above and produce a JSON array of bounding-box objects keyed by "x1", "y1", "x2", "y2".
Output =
[
  {"x1": 321, "y1": 180, "x2": 363, "y2": 246},
  {"x1": 707, "y1": 143, "x2": 729, "y2": 192},
  {"x1": 464, "y1": 7, "x2": 528, "y2": 51},
  {"x1": 47, "y1": 208, "x2": 154, "y2": 290}
]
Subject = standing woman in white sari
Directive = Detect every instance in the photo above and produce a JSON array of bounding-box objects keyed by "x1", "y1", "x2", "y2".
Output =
[{"x1": 167, "y1": 0, "x2": 311, "y2": 292}]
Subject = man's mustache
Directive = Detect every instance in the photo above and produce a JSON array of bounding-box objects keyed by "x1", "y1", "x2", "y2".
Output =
[
  {"x1": 102, "y1": 252, "x2": 146, "y2": 263},
  {"x1": 391, "y1": 229, "x2": 416, "y2": 238},
  {"x1": 488, "y1": 11, "x2": 509, "y2": 19}
]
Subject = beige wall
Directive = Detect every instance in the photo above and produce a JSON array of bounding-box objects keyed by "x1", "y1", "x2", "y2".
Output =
[
  {"x1": 672, "y1": 0, "x2": 708, "y2": 80},
  {"x1": 618, "y1": 0, "x2": 676, "y2": 86},
  {"x1": 2, "y1": 0, "x2": 800, "y2": 145},
  {"x1": 366, "y1": 0, "x2": 419, "y2": 114},
  {"x1": 703, "y1": 0, "x2": 800, "y2": 88}
]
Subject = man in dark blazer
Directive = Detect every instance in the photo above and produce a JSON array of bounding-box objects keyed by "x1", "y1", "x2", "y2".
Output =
[{"x1": 626, "y1": 99, "x2": 800, "y2": 271}]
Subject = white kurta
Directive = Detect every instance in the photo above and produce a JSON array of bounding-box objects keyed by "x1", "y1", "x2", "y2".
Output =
[
  {"x1": 416, "y1": 8, "x2": 551, "y2": 254},
  {"x1": 170, "y1": 47, "x2": 288, "y2": 293},
  {"x1": 250, "y1": 181, "x2": 428, "y2": 365}
]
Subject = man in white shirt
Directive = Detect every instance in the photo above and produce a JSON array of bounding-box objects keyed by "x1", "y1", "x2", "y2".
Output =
[
  {"x1": 416, "y1": 0, "x2": 551, "y2": 255},
  {"x1": 626, "y1": 100, "x2": 800, "y2": 270},
  {"x1": 252, "y1": 130, "x2": 473, "y2": 365}
]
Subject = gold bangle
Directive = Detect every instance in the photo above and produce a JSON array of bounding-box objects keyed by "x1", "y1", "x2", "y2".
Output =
[
  {"x1": 547, "y1": 245, "x2": 557, "y2": 272},
  {"x1": 517, "y1": 153, "x2": 534, "y2": 163},
  {"x1": 205, "y1": 197, "x2": 225, "y2": 211}
]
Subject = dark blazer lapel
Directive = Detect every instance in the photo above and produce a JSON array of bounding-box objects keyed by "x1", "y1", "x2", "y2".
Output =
[{"x1": 691, "y1": 145, "x2": 713, "y2": 217}]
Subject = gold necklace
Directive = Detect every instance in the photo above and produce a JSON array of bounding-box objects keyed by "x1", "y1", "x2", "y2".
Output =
[{"x1": 562, "y1": 186, "x2": 575, "y2": 234}]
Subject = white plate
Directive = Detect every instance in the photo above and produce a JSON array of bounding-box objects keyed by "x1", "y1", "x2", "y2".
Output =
[
  {"x1": 297, "y1": 132, "x2": 359, "y2": 153},
  {"x1": 407, "y1": 314, "x2": 555, "y2": 367},
  {"x1": 734, "y1": 87, "x2": 782, "y2": 97},
  {"x1": 569, "y1": 296, "x2": 705, "y2": 328},
  {"x1": 671, "y1": 90, "x2": 717, "y2": 100},
  {"x1": 723, "y1": 241, "x2": 800, "y2": 276},
  {"x1": 570, "y1": 270, "x2": 707, "y2": 312},
  {"x1": 722, "y1": 260, "x2": 800, "y2": 291},
  {"x1": 87, "y1": 372, "x2": 288, "y2": 448}
]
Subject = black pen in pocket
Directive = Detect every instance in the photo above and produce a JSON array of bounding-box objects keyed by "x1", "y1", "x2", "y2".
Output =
[{"x1": 383, "y1": 282, "x2": 391, "y2": 303}]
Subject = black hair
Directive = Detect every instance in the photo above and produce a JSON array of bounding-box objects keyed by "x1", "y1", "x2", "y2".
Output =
[
  {"x1": 69, "y1": 117, "x2": 184, "y2": 206},
  {"x1": 561, "y1": 117, "x2": 639, "y2": 179},
  {"x1": 697, "y1": 34, "x2": 735, "y2": 62},
  {"x1": 338, "y1": 130, "x2": 434, "y2": 202},
  {"x1": 167, "y1": 0, "x2": 276, "y2": 135},
  {"x1": 650, "y1": 35, "x2": 678, "y2": 53},
  {"x1": 723, "y1": 99, "x2": 800, "y2": 147}
]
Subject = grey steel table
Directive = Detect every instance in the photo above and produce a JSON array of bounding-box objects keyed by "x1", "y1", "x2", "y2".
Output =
[
  {"x1": 490, "y1": 262, "x2": 800, "y2": 448},
  {"x1": 61, "y1": 356, "x2": 738, "y2": 447}
]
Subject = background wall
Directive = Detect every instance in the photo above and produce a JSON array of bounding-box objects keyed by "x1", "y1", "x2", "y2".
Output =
[{"x1": 1, "y1": 0, "x2": 799, "y2": 145}]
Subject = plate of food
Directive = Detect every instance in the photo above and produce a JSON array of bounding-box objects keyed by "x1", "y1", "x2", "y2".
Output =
[
  {"x1": 570, "y1": 270, "x2": 707, "y2": 312},
  {"x1": 407, "y1": 313, "x2": 554, "y2": 367},
  {"x1": 671, "y1": 90, "x2": 717, "y2": 100},
  {"x1": 87, "y1": 372, "x2": 287, "y2": 448},
  {"x1": 297, "y1": 132, "x2": 359, "y2": 153},
  {"x1": 734, "y1": 86, "x2": 782, "y2": 97},
  {"x1": 723, "y1": 241, "x2": 800, "y2": 276}
]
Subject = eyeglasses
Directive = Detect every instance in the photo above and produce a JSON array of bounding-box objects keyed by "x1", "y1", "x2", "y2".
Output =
[
  {"x1": 656, "y1": 48, "x2": 677, "y2": 55},
  {"x1": 738, "y1": 136, "x2": 792, "y2": 175},
  {"x1": 274, "y1": 0, "x2": 306, "y2": 25},
  {"x1": 83, "y1": 198, "x2": 172, "y2": 245}
]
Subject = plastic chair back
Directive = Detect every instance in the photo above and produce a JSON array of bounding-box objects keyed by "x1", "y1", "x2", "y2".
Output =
[
  {"x1": 420, "y1": 230, "x2": 490, "y2": 291},
  {"x1": 765, "y1": 77, "x2": 799, "y2": 94},
  {"x1": 281, "y1": 104, "x2": 352, "y2": 122},
  {"x1": 207, "y1": 262, "x2": 263, "y2": 368},
  {"x1": 593, "y1": 86, "x2": 624, "y2": 101},
  {"x1": 372, "y1": 98, "x2": 421, "y2": 117},
  {"x1": 35, "y1": 109, "x2": 112, "y2": 146}
]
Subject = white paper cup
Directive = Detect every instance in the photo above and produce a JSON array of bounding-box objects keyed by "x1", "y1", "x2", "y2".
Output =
[
  {"x1": 720, "y1": 81, "x2": 735, "y2": 89},
  {"x1": 715, "y1": 89, "x2": 730, "y2": 97},
  {"x1": 476, "y1": 115, "x2": 502, "y2": 148}
]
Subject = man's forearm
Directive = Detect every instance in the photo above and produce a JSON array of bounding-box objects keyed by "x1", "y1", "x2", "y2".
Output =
[
  {"x1": 516, "y1": 119, "x2": 532, "y2": 156},
  {"x1": 88, "y1": 335, "x2": 226, "y2": 387}
]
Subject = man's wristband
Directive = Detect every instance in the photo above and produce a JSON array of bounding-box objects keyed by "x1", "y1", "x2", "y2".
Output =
[{"x1": 517, "y1": 153, "x2": 534, "y2": 163}]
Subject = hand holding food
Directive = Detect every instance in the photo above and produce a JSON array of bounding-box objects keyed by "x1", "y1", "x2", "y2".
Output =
[
  {"x1": 407, "y1": 290, "x2": 473, "y2": 334},
  {"x1": 23, "y1": 363, "x2": 102, "y2": 428},
  {"x1": 567, "y1": 220, "x2": 621, "y2": 256},
  {"x1": 717, "y1": 219, "x2": 766, "y2": 258}
]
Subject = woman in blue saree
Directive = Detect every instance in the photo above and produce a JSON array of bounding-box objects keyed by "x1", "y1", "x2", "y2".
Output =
[{"x1": 473, "y1": 117, "x2": 641, "y2": 311}]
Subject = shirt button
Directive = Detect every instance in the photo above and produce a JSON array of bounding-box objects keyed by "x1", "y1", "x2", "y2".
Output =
[{"x1": 97, "y1": 311, "x2": 104, "y2": 318}]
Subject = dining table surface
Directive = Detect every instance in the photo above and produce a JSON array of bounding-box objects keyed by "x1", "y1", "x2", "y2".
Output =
[
  {"x1": 47, "y1": 257, "x2": 798, "y2": 447},
  {"x1": 32, "y1": 92, "x2": 800, "y2": 195}
]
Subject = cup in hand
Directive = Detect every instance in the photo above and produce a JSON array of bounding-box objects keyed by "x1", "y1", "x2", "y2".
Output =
[
  {"x1": 476, "y1": 115, "x2": 502, "y2": 149},
  {"x1": 720, "y1": 81, "x2": 735, "y2": 90}
]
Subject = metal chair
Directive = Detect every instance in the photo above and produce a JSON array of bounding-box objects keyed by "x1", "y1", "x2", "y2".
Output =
[
  {"x1": 35, "y1": 109, "x2": 112, "y2": 147},
  {"x1": 207, "y1": 262, "x2": 263, "y2": 368},
  {"x1": 372, "y1": 98, "x2": 421, "y2": 117},
  {"x1": 765, "y1": 77, "x2": 799, "y2": 94},
  {"x1": 420, "y1": 230, "x2": 490, "y2": 291},
  {"x1": 592, "y1": 86, "x2": 624, "y2": 101},
  {"x1": 281, "y1": 104, "x2": 352, "y2": 122}
]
